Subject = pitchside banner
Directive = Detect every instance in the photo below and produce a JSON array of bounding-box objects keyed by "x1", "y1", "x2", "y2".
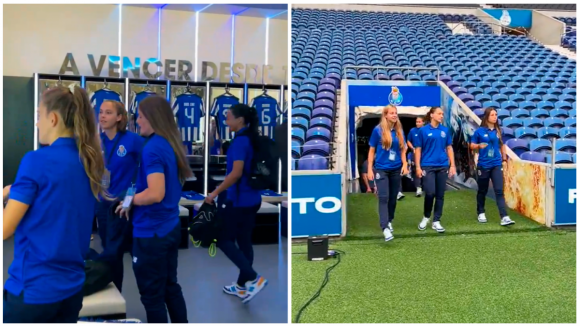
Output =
[
  {"x1": 346, "y1": 80, "x2": 442, "y2": 180},
  {"x1": 554, "y1": 168, "x2": 577, "y2": 225},
  {"x1": 291, "y1": 173, "x2": 343, "y2": 237}
]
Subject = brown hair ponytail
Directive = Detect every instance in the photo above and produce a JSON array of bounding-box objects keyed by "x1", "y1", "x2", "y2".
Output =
[{"x1": 42, "y1": 86, "x2": 107, "y2": 200}]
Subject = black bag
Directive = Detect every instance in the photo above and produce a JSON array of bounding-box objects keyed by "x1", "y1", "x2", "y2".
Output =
[
  {"x1": 83, "y1": 249, "x2": 113, "y2": 296},
  {"x1": 236, "y1": 131, "x2": 279, "y2": 191},
  {"x1": 188, "y1": 202, "x2": 220, "y2": 251}
]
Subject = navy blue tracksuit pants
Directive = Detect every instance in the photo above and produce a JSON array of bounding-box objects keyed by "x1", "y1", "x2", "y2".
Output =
[
  {"x1": 476, "y1": 165, "x2": 508, "y2": 217},
  {"x1": 375, "y1": 169, "x2": 402, "y2": 230},
  {"x1": 423, "y1": 166, "x2": 448, "y2": 222},
  {"x1": 218, "y1": 197, "x2": 261, "y2": 287},
  {"x1": 96, "y1": 201, "x2": 132, "y2": 293},
  {"x1": 4, "y1": 289, "x2": 83, "y2": 323},
  {"x1": 133, "y1": 222, "x2": 188, "y2": 323},
  {"x1": 95, "y1": 200, "x2": 112, "y2": 249}
]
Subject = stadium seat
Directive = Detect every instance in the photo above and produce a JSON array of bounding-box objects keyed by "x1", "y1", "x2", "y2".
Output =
[
  {"x1": 303, "y1": 140, "x2": 330, "y2": 157},
  {"x1": 559, "y1": 127, "x2": 576, "y2": 139},
  {"x1": 564, "y1": 117, "x2": 576, "y2": 127},
  {"x1": 546, "y1": 152, "x2": 574, "y2": 164},
  {"x1": 503, "y1": 117, "x2": 523, "y2": 128},
  {"x1": 292, "y1": 117, "x2": 310, "y2": 132},
  {"x1": 298, "y1": 154, "x2": 329, "y2": 170},
  {"x1": 292, "y1": 140, "x2": 302, "y2": 157},
  {"x1": 544, "y1": 117, "x2": 565, "y2": 129},
  {"x1": 514, "y1": 127, "x2": 537, "y2": 140},
  {"x1": 555, "y1": 139, "x2": 576, "y2": 153},
  {"x1": 529, "y1": 139, "x2": 552, "y2": 153},
  {"x1": 310, "y1": 117, "x2": 333, "y2": 130},
  {"x1": 501, "y1": 127, "x2": 515, "y2": 141},
  {"x1": 506, "y1": 138, "x2": 529, "y2": 155},
  {"x1": 520, "y1": 151, "x2": 546, "y2": 163},
  {"x1": 510, "y1": 109, "x2": 530, "y2": 118},
  {"x1": 292, "y1": 127, "x2": 306, "y2": 144}
]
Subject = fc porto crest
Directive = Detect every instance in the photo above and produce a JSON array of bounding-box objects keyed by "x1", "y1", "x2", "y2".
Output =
[
  {"x1": 499, "y1": 10, "x2": 511, "y2": 26},
  {"x1": 388, "y1": 86, "x2": 403, "y2": 106},
  {"x1": 117, "y1": 145, "x2": 127, "y2": 157},
  {"x1": 440, "y1": 131, "x2": 446, "y2": 138}
]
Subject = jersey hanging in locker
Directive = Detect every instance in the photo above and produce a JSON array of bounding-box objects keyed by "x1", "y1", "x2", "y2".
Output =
[
  {"x1": 130, "y1": 91, "x2": 157, "y2": 121},
  {"x1": 250, "y1": 94, "x2": 281, "y2": 139},
  {"x1": 172, "y1": 93, "x2": 205, "y2": 143},
  {"x1": 90, "y1": 89, "x2": 122, "y2": 121},
  {"x1": 210, "y1": 94, "x2": 240, "y2": 141}
]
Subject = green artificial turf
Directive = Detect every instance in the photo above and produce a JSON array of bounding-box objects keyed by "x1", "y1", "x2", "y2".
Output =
[
  {"x1": 292, "y1": 231, "x2": 576, "y2": 323},
  {"x1": 346, "y1": 190, "x2": 546, "y2": 240}
]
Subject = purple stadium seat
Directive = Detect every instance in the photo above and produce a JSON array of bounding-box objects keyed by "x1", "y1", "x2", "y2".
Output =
[
  {"x1": 298, "y1": 155, "x2": 329, "y2": 170},
  {"x1": 506, "y1": 138, "x2": 529, "y2": 155},
  {"x1": 314, "y1": 99, "x2": 334, "y2": 110},
  {"x1": 310, "y1": 117, "x2": 333, "y2": 130},
  {"x1": 312, "y1": 107, "x2": 334, "y2": 119},
  {"x1": 318, "y1": 84, "x2": 337, "y2": 94},
  {"x1": 303, "y1": 140, "x2": 331, "y2": 156},
  {"x1": 316, "y1": 91, "x2": 336, "y2": 101}
]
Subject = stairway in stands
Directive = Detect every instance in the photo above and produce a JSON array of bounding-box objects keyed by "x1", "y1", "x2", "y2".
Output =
[{"x1": 331, "y1": 89, "x2": 341, "y2": 170}]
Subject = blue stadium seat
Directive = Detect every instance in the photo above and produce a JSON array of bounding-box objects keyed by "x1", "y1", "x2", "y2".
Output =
[
  {"x1": 292, "y1": 127, "x2": 306, "y2": 144},
  {"x1": 559, "y1": 127, "x2": 576, "y2": 139},
  {"x1": 510, "y1": 109, "x2": 530, "y2": 118},
  {"x1": 503, "y1": 117, "x2": 523, "y2": 128},
  {"x1": 546, "y1": 152, "x2": 574, "y2": 164},
  {"x1": 529, "y1": 139, "x2": 552, "y2": 153},
  {"x1": 506, "y1": 138, "x2": 529, "y2": 155},
  {"x1": 549, "y1": 109, "x2": 569, "y2": 118},
  {"x1": 564, "y1": 117, "x2": 576, "y2": 127},
  {"x1": 555, "y1": 139, "x2": 576, "y2": 153},
  {"x1": 544, "y1": 117, "x2": 565, "y2": 129},
  {"x1": 520, "y1": 151, "x2": 545, "y2": 163},
  {"x1": 292, "y1": 117, "x2": 310, "y2": 132},
  {"x1": 501, "y1": 127, "x2": 515, "y2": 141},
  {"x1": 514, "y1": 127, "x2": 538, "y2": 140},
  {"x1": 306, "y1": 127, "x2": 332, "y2": 142},
  {"x1": 310, "y1": 117, "x2": 333, "y2": 130}
]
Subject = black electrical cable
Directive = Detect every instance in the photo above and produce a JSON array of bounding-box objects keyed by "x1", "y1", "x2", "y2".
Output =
[{"x1": 294, "y1": 249, "x2": 345, "y2": 323}]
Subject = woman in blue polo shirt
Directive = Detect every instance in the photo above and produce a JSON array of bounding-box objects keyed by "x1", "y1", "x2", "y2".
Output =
[
  {"x1": 97, "y1": 100, "x2": 144, "y2": 292},
  {"x1": 116, "y1": 96, "x2": 191, "y2": 323},
  {"x1": 366, "y1": 105, "x2": 409, "y2": 242},
  {"x1": 406, "y1": 116, "x2": 425, "y2": 197},
  {"x1": 204, "y1": 103, "x2": 268, "y2": 303},
  {"x1": 415, "y1": 107, "x2": 456, "y2": 233},
  {"x1": 470, "y1": 108, "x2": 515, "y2": 226},
  {"x1": 3, "y1": 85, "x2": 105, "y2": 323}
]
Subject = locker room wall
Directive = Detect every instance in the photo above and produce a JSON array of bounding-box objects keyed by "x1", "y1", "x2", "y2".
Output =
[{"x1": 3, "y1": 4, "x2": 288, "y2": 82}]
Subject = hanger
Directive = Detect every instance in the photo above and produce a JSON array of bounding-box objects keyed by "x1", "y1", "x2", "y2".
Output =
[
  {"x1": 261, "y1": 84, "x2": 268, "y2": 96},
  {"x1": 185, "y1": 82, "x2": 192, "y2": 93},
  {"x1": 103, "y1": 79, "x2": 110, "y2": 90},
  {"x1": 224, "y1": 84, "x2": 232, "y2": 96},
  {"x1": 57, "y1": 76, "x2": 63, "y2": 86}
]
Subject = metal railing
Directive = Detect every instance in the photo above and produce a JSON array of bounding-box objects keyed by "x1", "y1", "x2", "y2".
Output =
[
  {"x1": 342, "y1": 65, "x2": 440, "y2": 82},
  {"x1": 449, "y1": 19, "x2": 528, "y2": 37}
]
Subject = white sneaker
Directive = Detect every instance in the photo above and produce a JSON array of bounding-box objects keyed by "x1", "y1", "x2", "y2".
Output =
[
  {"x1": 223, "y1": 283, "x2": 247, "y2": 299},
  {"x1": 478, "y1": 213, "x2": 488, "y2": 223},
  {"x1": 432, "y1": 221, "x2": 445, "y2": 233},
  {"x1": 418, "y1": 217, "x2": 430, "y2": 231},
  {"x1": 242, "y1": 276, "x2": 268, "y2": 304},
  {"x1": 501, "y1": 216, "x2": 515, "y2": 226},
  {"x1": 397, "y1": 192, "x2": 405, "y2": 200},
  {"x1": 416, "y1": 187, "x2": 423, "y2": 197},
  {"x1": 383, "y1": 227, "x2": 394, "y2": 242},
  {"x1": 388, "y1": 222, "x2": 393, "y2": 233}
]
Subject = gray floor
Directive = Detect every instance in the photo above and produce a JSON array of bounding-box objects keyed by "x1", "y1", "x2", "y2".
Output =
[{"x1": 4, "y1": 234, "x2": 288, "y2": 323}]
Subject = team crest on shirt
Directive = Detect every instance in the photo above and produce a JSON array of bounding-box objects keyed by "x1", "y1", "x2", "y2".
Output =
[
  {"x1": 117, "y1": 145, "x2": 127, "y2": 157},
  {"x1": 388, "y1": 86, "x2": 403, "y2": 105},
  {"x1": 440, "y1": 131, "x2": 446, "y2": 138}
]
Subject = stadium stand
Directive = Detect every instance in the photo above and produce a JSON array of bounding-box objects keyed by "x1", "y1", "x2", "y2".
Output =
[
  {"x1": 556, "y1": 17, "x2": 577, "y2": 52},
  {"x1": 291, "y1": 8, "x2": 576, "y2": 168}
]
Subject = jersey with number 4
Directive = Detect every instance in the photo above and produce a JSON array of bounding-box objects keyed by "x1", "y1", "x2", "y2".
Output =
[
  {"x1": 210, "y1": 95, "x2": 240, "y2": 141},
  {"x1": 172, "y1": 93, "x2": 204, "y2": 142},
  {"x1": 90, "y1": 89, "x2": 122, "y2": 121},
  {"x1": 251, "y1": 94, "x2": 281, "y2": 139}
]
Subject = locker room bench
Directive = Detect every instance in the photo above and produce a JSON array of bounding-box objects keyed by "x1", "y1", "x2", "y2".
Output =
[{"x1": 79, "y1": 282, "x2": 126, "y2": 320}]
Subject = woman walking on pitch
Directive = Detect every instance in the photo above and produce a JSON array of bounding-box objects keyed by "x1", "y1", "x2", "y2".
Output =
[
  {"x1": 406, "y1": 116, "x2": 425, "y2": 197},
  {"x1": 415, "y1": 107, "x2": 456, "y2": 233},
  {"x1": 4, "y1": 85, "x2": 105, "y2": 323},
  {"x1": 116, "y1": 96, "x2": 191, "y2": 323},
  {"x1": 469, "y1": 108, "x2": 515, "y2": 226},
  {"x1": 366, "y1": 105, "x2": 409, "y2": 242}
]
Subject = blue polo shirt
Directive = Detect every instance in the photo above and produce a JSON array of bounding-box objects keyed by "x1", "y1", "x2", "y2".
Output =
[
  {"x1": 369, "y1": 126, "x2": 406, "y2": 170},
  {"x1": 101, "y1": 131, "x2": 145, "y2": 198},
  {"x1": 6, "y1": 138, "x2": 96, "y2": 304},
  {"x1": 416, "y1": 123, "x2": 452, "y2": 167},
  {"x1": 408, "y1": 127, "x2": 421, "y2": 147},
  {"x1": 226, "y1": 128, "x2": 262, "y2": 207},
  {"x1": 471, "y1": 127, "x2": 503, "y2": 169},
  {"x1": 132, "y1": 134, "x2": 181, "y2": 238}
]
